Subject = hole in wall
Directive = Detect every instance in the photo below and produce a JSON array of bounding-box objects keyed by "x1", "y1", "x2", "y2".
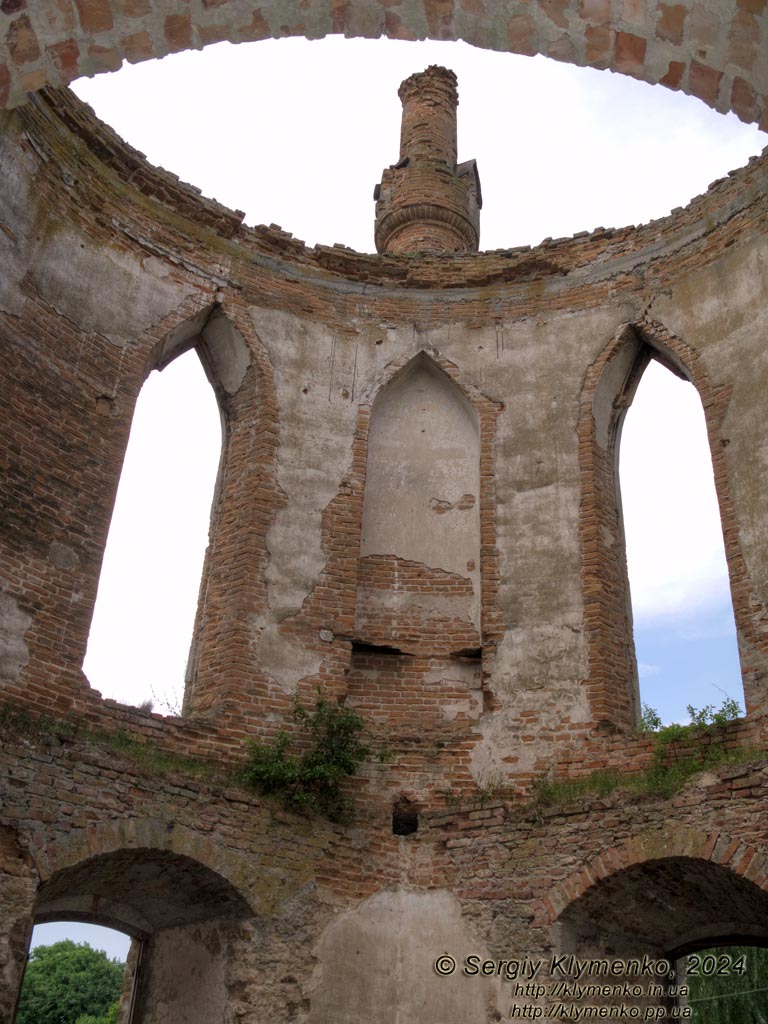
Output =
[
  {"x1": 619, "y1": 359, "x2": 743, "y2": 724},
  {"x1": 392, "y1": 798, "x2": 419, "y2": 836},
  {"x1": 72, "y1": 38, "x2": 764, "y2": 254},
  {"x1": 83, "y1": 348, "x2": 221, "y2": 713},
  {"x1": 351, "y1": 641, "x2": 409, "y2": 657}
]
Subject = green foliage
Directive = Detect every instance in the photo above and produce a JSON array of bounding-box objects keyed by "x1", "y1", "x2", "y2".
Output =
[
  {"x1": 0, "y1": 702, "x2": 78, "y2": 742},
  {"x1": 106, "y1": 730, "x2": 218, "y2": 778},
  {"x1": 16, "y1": 941, "x2": 124, "y2": 1024},
  {"x1": 640, "y1": 703, "x2": 663, "y2": 732},
  {"x1": 640, "y1": 698, "x2": 742, "y2": 737},
  {"x1": 0, "y1": 700, "x2": 228, "y2": 786},
  {"x1": 240, "y1": 696, "x2": 374, "y2": 821},
  {"x1": 75, "y1": 1003, "x2": 119, "y2": 1024},
  {"x1": 532, "y1": 768, "x2": 626, "y2": 808},
  {"x1": 533, "y1": 698, "x2": 747, "y2": 810},
  {"x1": 638, "y1": 697, "x2": 744, "y2": 797},
  {"x1": 686, "y1": 945, "x2": 768, "y2": 1023}
]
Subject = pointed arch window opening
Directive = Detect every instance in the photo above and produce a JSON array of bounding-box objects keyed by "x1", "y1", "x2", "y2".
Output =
[
  {"x1": 83, "y1": 345, "x2": 223, "y2": 715},
  {"x1": 616, "y1": 351, "x2": 743, "y2": 726}
]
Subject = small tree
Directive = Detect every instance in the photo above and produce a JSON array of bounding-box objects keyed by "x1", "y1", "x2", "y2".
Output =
[
  {"x1": 240, "y1": 695, "x2": 374, "y2": 821},
  {"x1": 16, "y1": 940, "x2": 124, "y2": 1024},
  {"x1": 75, "y1": 1005, "x2": 119, "y2": 1024}
]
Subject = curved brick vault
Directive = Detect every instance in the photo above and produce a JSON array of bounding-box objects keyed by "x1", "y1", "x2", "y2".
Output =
[
  {"x1": 2, "y1": 0, "x2": 768, "y2": 126},
  {"x1": 538, "y1": 826, "x2": 768, "y2": 931}
]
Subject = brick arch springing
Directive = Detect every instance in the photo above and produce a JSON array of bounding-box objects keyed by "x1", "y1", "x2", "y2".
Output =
[
  {"x1": 577, "y1": 315, "x2": 761, "y2": 730},
  {"x1": 30, "y1": 819, "x2": 260, "y2": 918},
  {"x1": 3, "y1": 1, "x2": 768, "y2": 127},
  {"x1": 535, "y1": 825, "x2": 768, "y2": 929},
  {"x1": 22, "y1": 824, "x2": 258, "y2": 1024}
]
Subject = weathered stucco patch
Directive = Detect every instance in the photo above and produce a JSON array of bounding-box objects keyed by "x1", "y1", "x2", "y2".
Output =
[
  {"x1": 251, "y1": 309, "x2": 363, "y2": 621},
  {"x1": 139, "y1": 920, "x2": 228, "y2": 1024},
  {"x1": 306, "y1": 889, "x2": 505, "y2": 1024},
  {"x1": 48, "y1": 541, "x2": 79, "y2": 571},
  {"x1": 28, "y1": 229, "x2": 191, "y2": 348},
  {"x1": 0, "y1": 119, "x2": 38, "y2": 317},
  {"x1": 0, "y1": 593, "x2": 32, "y2": 683},
  {"x1": 250, "y1": 617, "x2": 322, "y2": 695}
]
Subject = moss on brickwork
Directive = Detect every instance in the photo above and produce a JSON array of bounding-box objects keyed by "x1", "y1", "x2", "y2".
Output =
[{"x1": 0, "y1": 702, "x2": 228, "y2": 784}]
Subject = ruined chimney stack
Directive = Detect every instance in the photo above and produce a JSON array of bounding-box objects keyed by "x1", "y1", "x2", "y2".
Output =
[{"x1": 373, "y1": 65, "x2": 482, "y2": 255}]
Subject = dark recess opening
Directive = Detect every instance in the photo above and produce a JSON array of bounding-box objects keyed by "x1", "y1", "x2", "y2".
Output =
[{"x1": 392, "y1": 799, "x2": 419, "y2": 836}]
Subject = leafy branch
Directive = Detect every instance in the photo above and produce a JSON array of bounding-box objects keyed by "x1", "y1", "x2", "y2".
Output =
[{"x1": 239, "y1": 695, "x2": 377, "y2": 821}]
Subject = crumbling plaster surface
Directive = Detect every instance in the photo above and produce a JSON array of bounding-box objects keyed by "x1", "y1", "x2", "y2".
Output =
[
  {"x1": 0, "y1": 593, "x2": 32, "y2": 684},
  {"x1": 28, "y1": 230, "x2": 192, "y2": 350},
  {"x1": 0, "y1": 118, "x2": 38, "y2": 319},
  {"x1": 249, "y1": 297, "x2": 604, "y2": 728},
  {"x1": 305, "y1": 889, "x2": 507, "y2": 1024},
  {"x1": 134, "y1": 919, "x2": 231, "y2": 1024},
  {"x1": 0, "y1": 120, "x2": 192, "y2": 348},
  {"x1": 247, "y1": 308, "x2": 369, "y2": 688},
  {"x1": 360, "y1": 356, "x2": 480, "y2": 581},
  {"x1": 253, "y1": 309, "x2": 363, "y2": 616}
]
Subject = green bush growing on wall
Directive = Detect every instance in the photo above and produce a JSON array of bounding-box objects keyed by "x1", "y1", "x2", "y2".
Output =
[{"x1": 240, "y1": 695, "x2": 374, "y2": 821}]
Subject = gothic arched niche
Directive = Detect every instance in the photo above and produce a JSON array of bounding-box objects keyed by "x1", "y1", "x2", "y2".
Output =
[{"x1": 355, "y1": 353, "x2": 481, "y2": 655}]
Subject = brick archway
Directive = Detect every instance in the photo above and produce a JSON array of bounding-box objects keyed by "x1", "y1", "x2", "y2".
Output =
[
  {"x1": 3, "y1": 1, "x2": 767, "y2": 126},
  {"x1": 29, "y1": 818, "x2": 260, "y2": 916},
  {"x1": 534, "y1": 825, "x2": 768, "y2": 928}
]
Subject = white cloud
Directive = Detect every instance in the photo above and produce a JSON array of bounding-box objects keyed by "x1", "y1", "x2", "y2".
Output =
[{"x1": 637, "y1": 663, "x2": 661, "y2": 678}]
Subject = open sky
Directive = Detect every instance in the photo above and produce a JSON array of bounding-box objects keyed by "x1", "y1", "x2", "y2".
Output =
[{"x1": 27, "y1": 30, "x2": 765, "y2": 962}]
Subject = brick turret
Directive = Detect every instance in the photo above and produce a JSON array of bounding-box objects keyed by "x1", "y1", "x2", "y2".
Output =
[{"x1": 373, "y1": 66, "x2": 482, "y2": 255}]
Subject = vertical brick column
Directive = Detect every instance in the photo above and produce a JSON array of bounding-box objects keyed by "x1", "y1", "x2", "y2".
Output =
[
  {"x1": 0, "y1": 828, "x2": 37, "y2": 1024},
  {"x1": 374, "y1": 66, "x2": 482, "y2": 254},
  {"x1": 398, "y1": 64, "x2": 458, "y2": 166}
]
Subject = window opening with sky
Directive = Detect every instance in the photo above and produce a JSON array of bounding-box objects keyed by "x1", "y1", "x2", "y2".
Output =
[
  {"x1": 15, "y1": 25, "x2": 767, "y2": 1008},
  {"x1": 72, "y1": 36, "x2": 763, "y2": 720},
  {"x1": 619, "y1": 359, "x2": 743, "y2": 725},
  {"x1": 83, "y1": 348, "x2": 221, "y2": 714}
]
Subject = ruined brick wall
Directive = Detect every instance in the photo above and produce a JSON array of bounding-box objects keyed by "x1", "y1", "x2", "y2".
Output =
[
  {"x1": 3, "y1": 718, "x2": 768, "y2": 1023},
  {"x1": 3, "y1": 61, "x2": 768, "y2": 1023},
  {"x1": 2, "y1": 0, "x2": 768, "y2": 128},
  {"x1": 3, "y1": 85, "x2": 768, "y2": 794}
]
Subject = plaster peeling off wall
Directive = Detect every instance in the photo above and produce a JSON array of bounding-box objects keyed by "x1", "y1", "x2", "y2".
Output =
[
  {"x1": 356, "y1": 354, "x2": 481, "y2": 653},
  {"x1": 0, "y1": 592, "x2": 32, "y2": 683},
  {"x1": 306, "y1": 889, "x2": 506, "y2": 1024},
  {"x1": 135, "y1": 920, "x2": 229, "y2": 1024}
]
